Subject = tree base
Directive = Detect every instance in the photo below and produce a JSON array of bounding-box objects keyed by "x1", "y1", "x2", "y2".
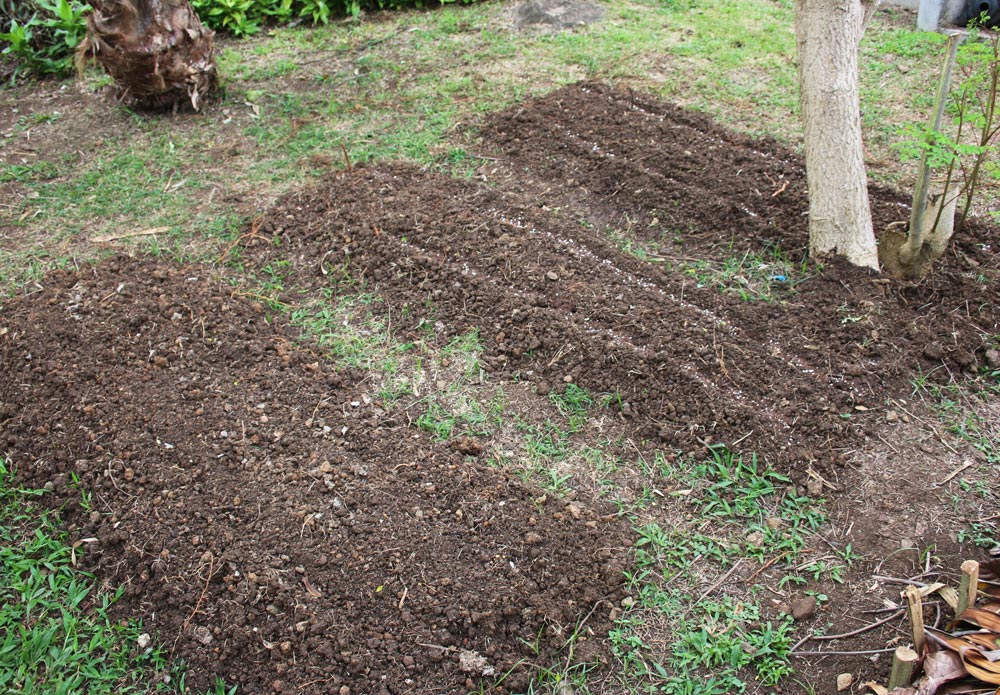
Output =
[
  {"x1": 878, "y1": 227, "x2": 934, "y2": 278},
  {"x1": 81, "y1": 0, "x2": 218, "y2": 112}
]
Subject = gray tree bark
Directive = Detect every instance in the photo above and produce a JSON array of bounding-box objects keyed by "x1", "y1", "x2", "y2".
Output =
[{"x1": 795, "y1": 0, "x2": 880, "y2": 270}]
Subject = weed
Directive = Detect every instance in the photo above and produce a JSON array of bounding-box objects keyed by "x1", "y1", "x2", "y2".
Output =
[{"x1": 683, "y1": 242, "x2": 807, "y2": 302}]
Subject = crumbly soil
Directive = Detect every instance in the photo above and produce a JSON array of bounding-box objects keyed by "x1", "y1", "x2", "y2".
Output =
[{"x1": 2, "y1": 81, "x2": 999, "y2": 694}]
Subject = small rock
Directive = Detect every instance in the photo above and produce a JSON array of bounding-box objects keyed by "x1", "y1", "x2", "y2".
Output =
[
  {"x1": 790, "y1": 596, "x2": 817, "y2": 621},
  {"x1": 450, "y1": 436, "x2": 483, "y2": 456},
  {"x1": 554, "y1": 682, "x2": 575, "y2": 695},
  {"x1": 765, "y1": 517, "x2": 784, "y2": 531},
  {"x1": 746, "y1": 530, "x2": 764, "y2": 547},
  {"x1": 546, "y1": 270, "x2": 559, "y2": 281},
  {"x1": 535, "y1": 381, "x2": 551, "y2": 396},
  {"x1": 836, "y1": 673, "x2": 854, "y2": 691},
  {"x1": 192, "y1": 625, "x2": 213, "y2": 645},
  {"x1": 923, "y1": 341, "x2": 945, "y2": 361},
  {"x1": 137, "y1": 633, "x2": 151, "y2": 649},
  {"x1": 524, "y1": 532, "x2": 543, "y2": 545},
  {"x1": 805, "y1": 476, "x2": 823, "y2": 497},
  {"x1": 986, "y1": 349, "x2": 1000, "y2": 369},
  {"x1": 458, "y1": 649, "x2": 495, "y2": 676},
  {"x1": 885, "y1": 410, "x2": 899, "y2": 423}
]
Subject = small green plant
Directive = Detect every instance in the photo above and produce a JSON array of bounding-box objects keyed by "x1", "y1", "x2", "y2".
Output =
[
  {"x1": 1, "y1": 0, "x2": 89, "y2": 79},
  {"x1": 894, "y1": 29, "x2": 1000, "y2": 236},
  {"x1": 683, "y1": 241, "x2": 806, "y2": 303}
]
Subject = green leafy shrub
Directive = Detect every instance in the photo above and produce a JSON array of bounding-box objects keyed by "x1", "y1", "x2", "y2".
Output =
[
  {"x1": 0, "y1": 0, "x2": 89, "y2": 80},
  {"x1": 2, "y1": 0, "x2": 479, "y2": 79},
  {"x1": 188, "y1": 0, "x2": 478, "y2": 36}
]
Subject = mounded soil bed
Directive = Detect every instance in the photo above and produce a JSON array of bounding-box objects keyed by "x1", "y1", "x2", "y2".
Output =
[{"x1": 2, "y1": 81, "x2": 999, "y2": 693}]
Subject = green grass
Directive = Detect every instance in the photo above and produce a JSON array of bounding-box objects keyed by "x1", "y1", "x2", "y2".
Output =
[
  {"x1": 0, "y1": 459, "x2": 234, "y2": 695},
  {"x1": 682, "y1": 241, "x2": 812, "y2": 303},
  {"x1": 0, "y1": 0, "x2": 963, "y2": 295},
  {"x1": 603, "y1": 447, "x2": 833, "y2": 693}
]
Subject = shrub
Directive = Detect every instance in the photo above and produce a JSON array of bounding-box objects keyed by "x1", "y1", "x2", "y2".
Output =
[
  {"x1": 0, "y1": 0, "x2": 89, "y2": 80},
  {"x1": 1, "y1": 0, "x2": 479, "y2": 80}
]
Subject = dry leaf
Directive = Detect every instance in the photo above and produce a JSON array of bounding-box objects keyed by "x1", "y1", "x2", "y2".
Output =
[{"x1": 960, "y1": 608, "x2": 1000, "y2": 633}]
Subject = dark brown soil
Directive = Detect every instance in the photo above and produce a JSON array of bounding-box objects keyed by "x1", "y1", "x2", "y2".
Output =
[{"x1": 2, "y1": 81, "x2": 998, "y2": 694}]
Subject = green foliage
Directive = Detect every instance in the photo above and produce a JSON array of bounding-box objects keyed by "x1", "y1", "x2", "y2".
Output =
[
  {"x1": 894, "y1": 30, "x2": 1000, "y2": 226},
  {"x1": 0, "y1": 0, "x2": 89, "y2": 80},
  {"x1": 188, "y1": 0, "x2": 478, "y2": 36},
  {"x1": 0, "y1": 460, "x2": 135, "y2": 694}
]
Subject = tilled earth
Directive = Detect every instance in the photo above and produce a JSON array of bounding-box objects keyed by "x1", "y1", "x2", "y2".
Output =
[{"x1": 2, "y1": 82, "x2": 999, "y2": 694}]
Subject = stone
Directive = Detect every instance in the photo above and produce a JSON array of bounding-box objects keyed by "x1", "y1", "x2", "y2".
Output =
[
  {"x1": 790, "y1": 596, "x2": 817, "y2": 621},
  {"x1": 986, "y1": 349, "x2": 1000, "y2": 369},
  {"x1": 513, "y1": 0, "x2": 605, "y2": 32}
]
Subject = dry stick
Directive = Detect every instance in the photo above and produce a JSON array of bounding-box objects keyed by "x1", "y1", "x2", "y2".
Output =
[
  {"x1": 957, "y1": 560, "x2": 981, "y2": 617},
  {"x1": 90, "y1": 226, "x2": 169, "y2": 243},
  {"x1": 694, "y1": 559, "x2": 743, "y2": 605},
  {"x1": 745, "y1": 551, "x2": 791, "y2": 583},
  {"x1": 182, "y1": 556, "x2": 216, "y2": 632},
  {"x1": 791, "y1": 609, "x2": 906, "y2": 652},
  {"x1": 340, "y1": 142, "x2": 353, "y2": 174},
  {"x1": 791, "y1": 647, "x2": 898, "y2": 657},
  {"x1": 935, "y1": 459, "x2": 975, "y2": 487},
  {"x1": 905, "y1": 585, "x2": 926, "y2": 654},
  {"x1": 888, "y1": 646, "x2": 919, "y2": 690}
]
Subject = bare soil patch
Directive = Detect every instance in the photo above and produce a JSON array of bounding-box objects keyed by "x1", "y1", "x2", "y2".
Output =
[{"x1": 2, "y1": 81, "x2": 999, "y2": 693}]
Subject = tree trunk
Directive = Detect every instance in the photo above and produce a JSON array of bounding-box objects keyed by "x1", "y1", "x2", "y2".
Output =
[
  {"x1": 79, "y1": 0, "x2": 217, "y2": 112},
  {"x1": 879, "y1": 33, "x2": 962, "y2": 278},
  {"x1": 795, "y1": 0, "x2": 880, "y2": 270}
]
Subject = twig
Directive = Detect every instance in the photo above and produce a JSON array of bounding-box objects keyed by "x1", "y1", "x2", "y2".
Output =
[
  {"x1": 794, "y1": 609, "x2": 905, "y2": 652},
  {"x1": 182, "y1": 556, "x2": 216, "y2": 631},
  {"x1": 340, "y1": 142, "x2": 353, "y2": 174},
  {"x1": 934, "y1": 459, "x2": 975, "y2": 487},
  {"x1": 873, "y1": 575, "x2": 930, "y2": 587},
  {"x1": 90, "y1": 226, "x2": 168, "y2": 243},
  {"x1": 695, "y1": 559, "x2": 743, "y2": 604},
  {"x1": 791, "y1": 647, "x2": 898, "y2": 657},
  {"x1": 771, "y1": 180, "x2": 789, "y2": 197},
  {"x1": 746, "y1": 552, "x2": 790, "y2": 583}
]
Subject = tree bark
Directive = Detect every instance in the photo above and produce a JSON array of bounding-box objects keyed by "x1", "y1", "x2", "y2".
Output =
[
  {"x1": 795, "y1": 0, "x2": 880, "y2": 270},
  {"x1": 80, "y1": 0, "x2": 217, "y2": 112}
]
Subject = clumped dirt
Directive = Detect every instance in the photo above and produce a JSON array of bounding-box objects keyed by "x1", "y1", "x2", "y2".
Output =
[
  {"x1": 2, "y1": 81, "x2": 999, "y2": 694},
  {"x1": 0, "y1": 258, "x2": 628, "y2": 694},
  {"x1": 246, "y1": 83, "x2": 998, "y2": 478}
]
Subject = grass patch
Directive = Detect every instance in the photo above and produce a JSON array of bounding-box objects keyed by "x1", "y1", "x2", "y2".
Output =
[
  {"x1": 1, "y1": 0, "x2": 961, "y2": 297},
  {"x1": 682, "y1": 241, "x2": 812, "y2": 303},
  {"x1": 603, "y1": 445, "x2": 841, "y2": 693},
  {"x1": 0, "y1": 459, "x2": 235, "y2": 694}
]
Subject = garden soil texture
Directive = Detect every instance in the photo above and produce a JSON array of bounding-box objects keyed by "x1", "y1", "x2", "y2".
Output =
[{"x1": 2, "y1": 82, "x2": 999, "y2": 693}]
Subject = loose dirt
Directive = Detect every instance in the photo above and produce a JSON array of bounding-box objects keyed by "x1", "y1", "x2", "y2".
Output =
[{"x1": 2, "y1": 81, "x2": 999, "y2": 694}]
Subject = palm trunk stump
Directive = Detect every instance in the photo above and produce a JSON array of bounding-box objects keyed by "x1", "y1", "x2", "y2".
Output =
[{"x1": 81, "y1": 0, "x2": 218, "y2": 112}]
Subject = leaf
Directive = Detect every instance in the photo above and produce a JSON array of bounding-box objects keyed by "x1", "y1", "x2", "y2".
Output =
[
  {"x1": 960, "y1": 608, "x2": 1000, "y2": 633},
  {"x1": 916, "y1": 649, "x2": 967, "y2": 695}
]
